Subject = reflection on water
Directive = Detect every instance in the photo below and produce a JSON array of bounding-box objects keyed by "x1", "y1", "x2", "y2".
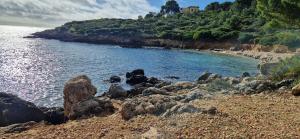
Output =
[{"x1": 0, "y1": 25, "x2": 258, "y2": 107}]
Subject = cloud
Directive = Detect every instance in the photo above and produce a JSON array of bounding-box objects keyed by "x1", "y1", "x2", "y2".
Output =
[{"x1": 0, "y1": 0, "x2": 158, "y2": 27}]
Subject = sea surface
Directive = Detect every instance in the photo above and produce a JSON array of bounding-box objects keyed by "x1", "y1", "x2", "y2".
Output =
[{"x1": 0, "y1": 25, "x2": 258, "y2": 107}]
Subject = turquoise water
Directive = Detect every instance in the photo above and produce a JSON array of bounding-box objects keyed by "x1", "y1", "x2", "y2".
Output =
[{"x1": 0, "y1": 25, "x2": 258, "y2": 107}]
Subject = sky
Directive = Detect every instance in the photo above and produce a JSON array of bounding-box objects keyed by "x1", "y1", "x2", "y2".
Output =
[{"x1": 0, "y1": 0, "x2": 234, "y2": 27}]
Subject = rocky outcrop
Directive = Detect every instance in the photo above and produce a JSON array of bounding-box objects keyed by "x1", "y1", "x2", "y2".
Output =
[
  {"x1": 259, "y1": 62, "x2": 279, "y2": 76},
  {"x1": 63, "y1": 75, "x2": 97, "y2": 118},
  {"x1": 0, "y1": 121, "x2": 37, "y2": 133},
  {"x1": 120, "y1": 95, "x2": 177, "y2": 120},
  {"x1": 68, "y1": 97, "x2": 115, "y2": 120},
  {"x1": 0, "y1": 92, "x2": 45, "y2": 127},
  {"x1": 39, "y1": 107, "x2": 66, "y2": 125}
]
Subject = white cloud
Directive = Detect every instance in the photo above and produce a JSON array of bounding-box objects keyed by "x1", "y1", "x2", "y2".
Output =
[{"x1": 0, "y1": 0, "x2": 158, "y2": 27}]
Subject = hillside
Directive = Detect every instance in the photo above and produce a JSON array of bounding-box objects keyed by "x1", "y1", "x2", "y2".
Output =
[{"x1": 31, "y1": 0, "x2": 300, "y2": 49}]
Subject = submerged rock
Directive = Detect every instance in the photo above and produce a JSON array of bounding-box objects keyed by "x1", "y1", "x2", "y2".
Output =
[
  {"x1": 63, "y1": 75, "x2": 97, "y2": 118},
  {"x1": 0, "y1": 92, "x2": 45, "y2": 127}
]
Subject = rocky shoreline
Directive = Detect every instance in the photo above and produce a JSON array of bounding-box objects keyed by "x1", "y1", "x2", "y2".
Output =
[{"x1": 1, "y1": 68, "x2": 299, "y2": 137}]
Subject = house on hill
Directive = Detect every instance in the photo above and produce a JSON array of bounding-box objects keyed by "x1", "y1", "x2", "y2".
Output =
[{"x1": 180, "y1": 6, "x2": 200, "y2": 14}]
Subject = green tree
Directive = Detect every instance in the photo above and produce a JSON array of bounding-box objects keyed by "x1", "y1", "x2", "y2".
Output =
[
  {"x1": 257, "y1": 0, "x2": 300, "y2": 26},
  {"x1": 160, "y1": 0, "x2": 180, "y2": 15}
]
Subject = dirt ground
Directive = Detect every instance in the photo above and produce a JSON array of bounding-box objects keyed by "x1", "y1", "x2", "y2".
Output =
[{"x1": 1, "y1": 93, "x2": 299, "y2": 139}]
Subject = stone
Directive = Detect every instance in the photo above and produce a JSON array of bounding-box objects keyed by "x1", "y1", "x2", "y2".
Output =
[
  {"x1": 162, "y1": 104, "x2": 202, "y2": 117},
  {"x1": 154, "y1": 81, "x2": 172, "y2": 88},
  {"x1": 63, "y1": 75, "x2": 97, "y2": 118},
  {"x1": 126, "y1": 75, "x2": 148, "y2": 85},
  {"x1": 142, "y1": 87, "x2": 168, "y2": 96},
  {"x1": 241, "y1": 72, "x2": 251, "y2": 78},
  {"x1": 141, "y1": 127, "x2": 164, "y2": 139},
  {"x1": 292, "y1": 84, "x2": 300, "y2": 96},
  {"x1": 197, "y1": 72, "x2": 212, "y2": 82},
  {"x1": 126, "y1": 69, "x2": 145, "y2": 78},
  {"x1": 69, "y1": 97, "x2": 115, "y2": 120},
  {"x1": 40, "y1": 107, "x2": 66, "y2": 125},
  {"x1": 120, "y1": 95, "x2": 177, "y2": 120},
  {"x1": 182, "y1": 89, "x2": 203, "y2": 103},
  {"x1": 228, "y1": 77, "x2": 240, "y2": 85},
  {"x1": 106, "y1": 84, "x2": 128, "y2": 99},
  {"x1": 109, "y1": 76, "x2": 121, "y2": 83},
  {"x1": 0, "y1": 92, "x2": 45, "y2": 127},
  {"x1": 276, "y1": 79, "x2": 294, "y2": 88},
  {"x1": 161, "y1": 81, "x2": 195, "y2": 92},
  {"x1": 0, "y1": 121, "x2": 36, "y2": 133},
  {"x1": 147, "y1": 77, "x2": 160, "y2": 85}
]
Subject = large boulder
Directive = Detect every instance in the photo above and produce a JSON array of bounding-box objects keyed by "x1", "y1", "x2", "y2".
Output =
[
  {"x1": 106, "y1": 84, "x2": 128, "y2": 99},
  {"x1": 63, "y1": 75, "x2": 97, "y2": 118},
  {"x1": 0, "y1": 92, "x2": 45, "y2": 127},
  {"x1": 69, "y1": 97, "x2": 115, "y2": 120},
  {"x1": 292, "y1": 84, "x2": 300, "y2": 96}
]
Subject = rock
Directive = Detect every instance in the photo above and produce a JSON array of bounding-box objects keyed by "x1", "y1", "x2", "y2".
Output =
[
  {"x1": 154, "y1": 81, "x2": 172, "y2": 88},
  {"x1": 228, "y1": 77, "x2": 240, "y2": 85},
  {"x1": 40, "y1": 107, "x2": 66, "y2": 125},
  {"x1": 0, "y1": 121, "x2": 36, "y2": 133},
  {"x1": 63, "y1": 75, "x2": 97, "y2": 118},
  {"x1": 69, "y1": 97, "x2": 115, "y2": 120},
  {"x1": 106, "y1": 84, "x2": 128, "y2": 99},
  {"x1": 197, "y1": 72, "x2": 212, "y2": 82},
  {"x1": 276, "y1": 79, "x2": 294, "y2": 88},
  {"x1": 162, "y1": 104, "x2": 202, "y2": 117},
  {"x1": 204, "y1": 107, "x2": 218, "y2": 115},
  {"x1": 141, "y1": 127, "x2": 164, "y2": 139},
  {"x1": 0, "y1": 92, "x2": 45, "y2": 127},
  {"x1": 109, "y1": 76, "x2": 121, "y2": 83},
  {"x1": 292, "y1": 84, "x2": 300, "y2": 96},
  {"x1": 165, "y1": 76, "x2": 180, "y2": 80},
  {"x1": 147, "y1": 77, "x2": 160, "y2": 85},
  {"x1": 126, "y1": 69, "x2": 145, "y2": 78},
  {"x1": 241, "y1": 72, "x2": 251, "y2": 78},
  {"x1": 259, "y1": 62, "x2": 279, "y2": 76},
  {"x1": 230, "y1": 46, "x2": 241, "y2": 51},
  {"x1": 142, "y1": 87, "x2": 168, "y2": 96},
  {"x1": 161, "y1": 81, "x2": 195, "y2": 92},
  {"x1": 126, "y1": 75, "x2": 148, "y2": 85},
  {"x1": 120, "y1": 95, "x2": 177, "y2": 120},
  {"x1": 181, "y1": 89, "x2": 203, "y2": 103}
]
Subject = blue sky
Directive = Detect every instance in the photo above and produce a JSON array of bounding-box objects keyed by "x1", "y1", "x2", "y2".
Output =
[
  {"x1": 148, "y1": 0, "x2": 234, "y2": 10},
  {"x1": 0, "y1": 0, "x2": 235, "y2": 27}
]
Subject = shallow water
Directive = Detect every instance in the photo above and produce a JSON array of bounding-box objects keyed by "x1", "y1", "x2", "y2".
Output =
[{"x1": 0, "y1": 25, "x2": 258, "y2": 107}]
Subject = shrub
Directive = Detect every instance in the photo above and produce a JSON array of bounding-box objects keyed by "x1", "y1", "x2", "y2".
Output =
[{"x1": 271, "y1": 56, "x2": 300, "y2": 82}]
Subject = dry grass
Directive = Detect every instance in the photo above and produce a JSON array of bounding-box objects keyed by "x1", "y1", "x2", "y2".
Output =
[{"x1": 1, "y1": 94, "x2": 300, "y2": 139}]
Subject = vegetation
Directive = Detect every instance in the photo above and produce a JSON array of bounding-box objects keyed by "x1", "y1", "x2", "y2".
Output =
[
  {"x1": 54, "y1": 0, "x2": 300, "y2": 48},
  {"x1": 271, "y1": 56, "x2": 300, "y2": 83}
]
